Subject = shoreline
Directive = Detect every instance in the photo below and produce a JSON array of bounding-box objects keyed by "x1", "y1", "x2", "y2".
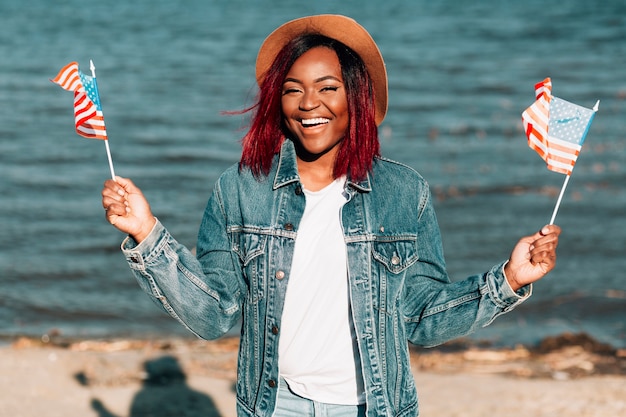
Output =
[
  {"x1": 3, "y1": 332, "x2": 625, "y2": 416},
  {"x1": 7, "y1": 330, "x2": 626, "y2": 378}
]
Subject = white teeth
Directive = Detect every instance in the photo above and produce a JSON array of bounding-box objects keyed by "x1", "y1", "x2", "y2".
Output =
[{"x1": 301, "y1": 118, "x2": 329, "y2": 126}]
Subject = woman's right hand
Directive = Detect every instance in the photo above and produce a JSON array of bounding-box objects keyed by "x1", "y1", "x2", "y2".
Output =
[{"x1": 101, "y1": 176, "x2": 156, "y2": 243}]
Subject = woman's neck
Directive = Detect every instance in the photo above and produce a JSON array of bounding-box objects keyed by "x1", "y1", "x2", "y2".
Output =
[{"x1": 296, "y1": 158, "x2": 335, "y2": 192}]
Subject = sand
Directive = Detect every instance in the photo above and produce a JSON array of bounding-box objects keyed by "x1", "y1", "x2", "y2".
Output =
[{"x1": 1, "y1": 333, "x2": 624, "y2": 417}]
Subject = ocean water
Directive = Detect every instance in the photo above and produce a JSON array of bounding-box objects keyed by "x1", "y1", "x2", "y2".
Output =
[{"x1": 1, "y1": 0, "x2": 625, "y2": 348}]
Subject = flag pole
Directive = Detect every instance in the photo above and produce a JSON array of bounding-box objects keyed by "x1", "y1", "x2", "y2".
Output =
[
  {"x1": 549, "y1": 175, "x2": 570, "y2": 225},
  {"x1": 548, "y1": 100, "x2": 600, "y2": 225},
  {"x1": 90, "y1": 60, "x2": 116, "y2": 181}
]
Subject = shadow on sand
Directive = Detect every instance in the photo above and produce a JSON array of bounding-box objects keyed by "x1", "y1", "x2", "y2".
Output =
[{"x1": 81, "y1": 355, "x2": 223, "y2": 417}]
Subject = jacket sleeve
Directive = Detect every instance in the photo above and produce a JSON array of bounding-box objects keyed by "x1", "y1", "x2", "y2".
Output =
[
  {"x1": 401, "y1": 185, "x2": 531, "y2": 347},
  {"x1": 121, "y1": 181, "x2": 244, "y2": 340}
]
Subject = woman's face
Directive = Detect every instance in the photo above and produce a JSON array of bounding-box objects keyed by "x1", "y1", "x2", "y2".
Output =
[{"x1": 281, "y1": 47, "x2": 349, "y2": 162}]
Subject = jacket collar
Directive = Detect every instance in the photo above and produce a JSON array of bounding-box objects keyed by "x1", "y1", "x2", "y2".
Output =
[
  {"x1": 272, "y1": 139, "x2": 372, "y2": 193},
  {"x1": 272, "y1": 139, "x2": 300, "y2": 190}
]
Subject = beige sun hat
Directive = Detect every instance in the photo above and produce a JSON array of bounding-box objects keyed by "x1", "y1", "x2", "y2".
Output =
[{"x1": 255, "y1": 14, "x2": 388, "y2": 125}]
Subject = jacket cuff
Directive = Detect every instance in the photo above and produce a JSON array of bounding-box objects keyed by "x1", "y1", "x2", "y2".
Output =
[
  {"x1": 488, "y1": 260, "x2": 532, "y2": 310},
  {"x1": 121, "y1": 218, "x2": 165, "y2": 267}
]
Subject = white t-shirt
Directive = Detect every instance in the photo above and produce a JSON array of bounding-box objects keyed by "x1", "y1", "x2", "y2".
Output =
[{"x1": 278, "y1": 176, "x2": 365, "y2": 405}]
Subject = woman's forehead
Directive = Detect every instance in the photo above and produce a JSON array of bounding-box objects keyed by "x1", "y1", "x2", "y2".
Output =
[{"x1": 285, "y1": 47, "x2": 343, "y2": 81}]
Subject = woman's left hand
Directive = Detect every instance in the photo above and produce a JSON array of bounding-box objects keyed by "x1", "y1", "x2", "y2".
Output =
[{"x1": 504, "y1": 225, "x2": 561, "y2": 291}]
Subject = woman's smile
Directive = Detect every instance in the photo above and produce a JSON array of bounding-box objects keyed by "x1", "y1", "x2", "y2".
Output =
[{"x1": 301, "y1": 117, "x2": 330, "y2": 127}]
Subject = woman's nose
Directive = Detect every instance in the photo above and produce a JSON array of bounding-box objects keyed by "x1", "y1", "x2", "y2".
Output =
[{"x1": 299, "y1": 90, "x2": 320, "y2": 111}]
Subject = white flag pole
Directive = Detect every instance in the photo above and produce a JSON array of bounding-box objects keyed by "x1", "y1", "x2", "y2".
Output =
[
  {"x1": 90, "y1": 60, "x2": 116, "y2": 181},
  {"x1": 549, "y1": 175, "x2": 570, "y2": 225},
  {"x1": 548, "y1": 100, "x2": 599, "y2": 225}
]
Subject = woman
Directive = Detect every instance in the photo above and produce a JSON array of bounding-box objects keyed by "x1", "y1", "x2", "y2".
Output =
[{"x1": 102, "y1": 15, "x2": 560, "y2": 417}]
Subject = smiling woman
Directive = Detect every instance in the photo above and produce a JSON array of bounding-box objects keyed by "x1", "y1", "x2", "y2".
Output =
[{"x1": 100, "y1": 14, "x2": 561, "y2": 417}]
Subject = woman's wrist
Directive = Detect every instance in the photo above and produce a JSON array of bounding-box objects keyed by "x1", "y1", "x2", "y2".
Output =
[
  {"x1": 132, "y1": 216, "x2": 157, "y2": 243},
  {"x1": 503, "y1": 261, "x2": 522, "y2": 292}
]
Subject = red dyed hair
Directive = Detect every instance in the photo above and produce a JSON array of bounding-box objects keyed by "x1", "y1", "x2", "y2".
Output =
[{"x1": 239, "y1": 34, "x2": 379, "y2": 182}]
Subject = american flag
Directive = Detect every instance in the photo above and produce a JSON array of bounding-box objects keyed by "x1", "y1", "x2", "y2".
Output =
[
  {"x1": 51, "y1": 62, "x2": 108, "y2": 140},
  {"x1": 522, "y1": 78, "x2": 596, "y2": 175}
]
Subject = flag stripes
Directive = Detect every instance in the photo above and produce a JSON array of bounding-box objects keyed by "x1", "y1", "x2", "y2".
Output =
[
  {"x1": 538, "y1": 135, "x2": 581, "y2": 174},
  {"x1": 51, "y1": 62, "x2": 108, "y2": 140},
  {"x1": 52, "y1": 62, "x2": 83, "y2": 91}
]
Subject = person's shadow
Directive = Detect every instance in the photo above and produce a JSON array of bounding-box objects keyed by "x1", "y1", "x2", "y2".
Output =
[{"x1": 84, "y1": 355, "x2": 222, "y2": 417}]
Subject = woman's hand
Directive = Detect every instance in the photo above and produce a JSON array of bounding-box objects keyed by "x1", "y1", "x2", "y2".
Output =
[
  {"x1": 504, "y1": 225, "x2": 562, "y2": 291},
  {"x1": 101, "y1": 176, "x2": 156, "y2": 243}
]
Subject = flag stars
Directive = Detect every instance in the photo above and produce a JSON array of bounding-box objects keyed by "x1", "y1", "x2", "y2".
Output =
[
  {"x1": 548, "y1": 97, "x2": 593, "y2": 145},
  {"x1": 79, "y1": 73, "x2": 102, "y2": 110}
]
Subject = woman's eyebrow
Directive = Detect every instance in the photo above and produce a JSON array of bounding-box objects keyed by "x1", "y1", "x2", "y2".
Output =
[{"x1": 283, "y1": 75, "x2": 343, "y2": 84}]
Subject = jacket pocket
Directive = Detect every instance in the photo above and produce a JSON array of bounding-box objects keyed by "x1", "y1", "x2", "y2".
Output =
[
  {"x1": 231, "y1": 231, "x2": 267, "y2": 303},
  {"x1": 371, "y1": 236, "x2": 419, "y2": 313},
  {"x1": 372, "y1": 236, "x2": 419, "y2": 274}
]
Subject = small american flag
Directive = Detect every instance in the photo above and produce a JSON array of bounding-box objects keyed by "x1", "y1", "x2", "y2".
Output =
[
  {"x1": 51, "y1": 62, "x2": 108, "y2": 140},
  {"x1": 522, "y1": 78, "x2": 596, "y2": 175}
]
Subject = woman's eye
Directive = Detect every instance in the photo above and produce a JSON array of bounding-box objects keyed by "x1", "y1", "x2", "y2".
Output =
[
  {"x1": 321, "y1": 86, "x2": 339, "y2": 92},
  {"x1": 282, "y1": 88, "x2": 301, "y2": 95}
]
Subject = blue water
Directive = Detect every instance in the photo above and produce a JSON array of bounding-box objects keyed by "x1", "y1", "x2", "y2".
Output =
[{"x1": 1, "y1": 0, "x2": 625, "y2": 348}]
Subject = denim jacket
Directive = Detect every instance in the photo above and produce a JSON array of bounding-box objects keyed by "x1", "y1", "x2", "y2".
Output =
[{"x1": 121, "y1": 139, "x2": 530, "y2": 417}]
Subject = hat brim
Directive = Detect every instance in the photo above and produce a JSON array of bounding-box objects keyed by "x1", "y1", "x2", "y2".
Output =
[{"x1": 255, "y1": 15, "x2": 388, "y2": 125}]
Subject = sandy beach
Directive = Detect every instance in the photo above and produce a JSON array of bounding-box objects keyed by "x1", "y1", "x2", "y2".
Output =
[{"x1": 2, "y1": 333, "x2": 624, "y2": 417}]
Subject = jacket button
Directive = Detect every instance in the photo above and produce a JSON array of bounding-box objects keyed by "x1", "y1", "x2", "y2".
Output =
[
  {"x1": 285, "y1": 223, "x2": 294, "y2": 231},
  {"x1": 268, "y1": 379, "x2": 277, "y2": 388},
  {"x1": 295, "y1": 185, "x2": 303, "y2": 195},
  {"x1": 275, "y1": 270, "x2": 285, "y2": 280},
  {"x1": 391, "y1": 256, "x2": 401, "y2": 265},
  {"x1": 271, "y1": 325, "x2": 279, "y2": 335}
]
